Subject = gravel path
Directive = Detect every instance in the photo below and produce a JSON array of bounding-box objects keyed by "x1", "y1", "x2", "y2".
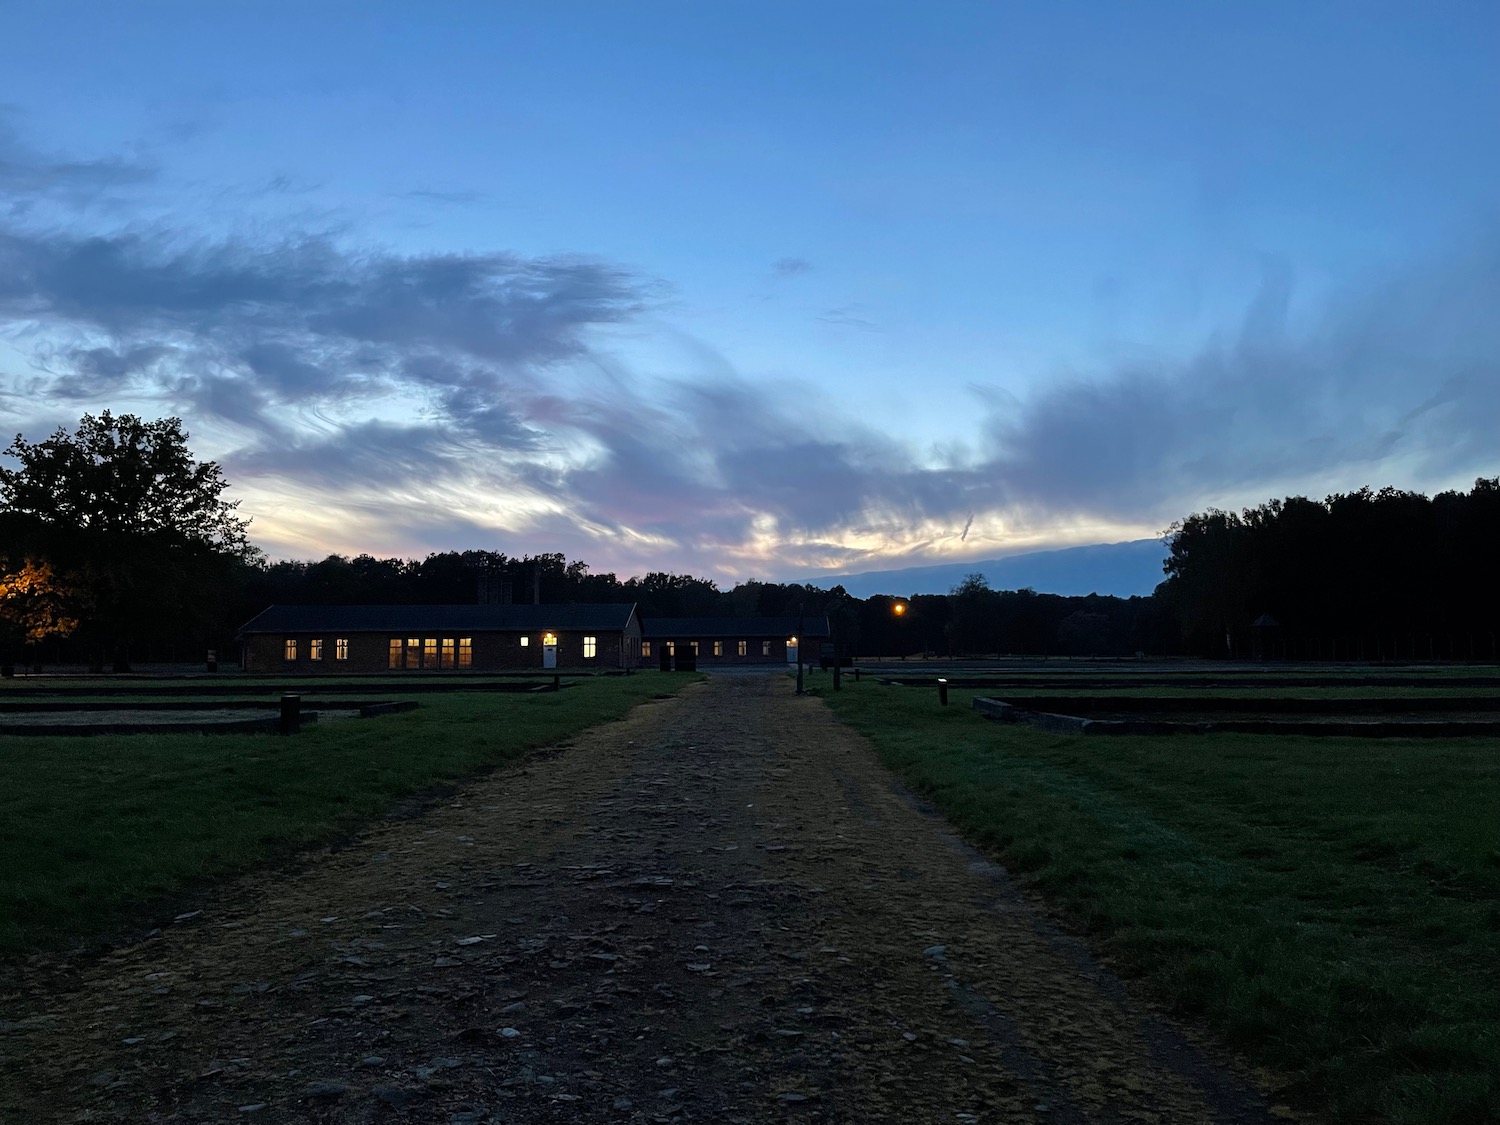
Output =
[{"x1": 1, "y1": 675, "x2": 1282, "y2": 1124}]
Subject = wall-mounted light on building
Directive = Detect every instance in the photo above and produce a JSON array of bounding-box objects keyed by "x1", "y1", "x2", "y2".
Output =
[
  {"x1": 788, "y1": 635, "x2": 798, "y2": 646},
  {"x1": 542, "y1": 631, "x2": 557, "y2": 646}
]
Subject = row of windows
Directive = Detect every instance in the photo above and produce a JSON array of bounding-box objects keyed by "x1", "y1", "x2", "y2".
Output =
[
  {"x1": 284, "y1": 638, "x2": 349, "y2": 661},
  {"x1": 640, "y1": 639, "x2": 781, "y2": 657},
  {"x1": 388, "y1": 637, "x2": 474, "y2": 670},
  {"x1": 282, "y1": 634, "x2": 600, "y2": 666}
]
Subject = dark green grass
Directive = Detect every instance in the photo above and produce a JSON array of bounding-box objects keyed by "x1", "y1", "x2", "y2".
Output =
[
  {"x1": 0, "y1": 674, "x2": 700, "y2": 953},
  {"x1": 826, "y1": 682, "x2": 1500, "y2": 1125}
]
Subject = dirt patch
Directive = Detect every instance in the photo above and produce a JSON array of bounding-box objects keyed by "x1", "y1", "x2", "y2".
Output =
[{"x1": 0, "y1": 676, "x2": 1283, "y2": 1123}]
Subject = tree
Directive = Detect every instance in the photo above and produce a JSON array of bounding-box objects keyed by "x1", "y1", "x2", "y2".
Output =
[
  {"x1": 0, "y1": 412, "x2": 256, "y2": 670},
  {"x1": 0, "y1": 559, "x2": 81, "y2": 674}
]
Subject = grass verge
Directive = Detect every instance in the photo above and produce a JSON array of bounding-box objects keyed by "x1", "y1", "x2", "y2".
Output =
[
  {"x1": 0, "y1": 673, "x2": 701, "y2": 954},
  {"x1": 825, "y1": 680, "x2": 1500, "y2": 1125}
]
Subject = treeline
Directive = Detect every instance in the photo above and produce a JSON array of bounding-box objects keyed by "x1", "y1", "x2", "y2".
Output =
[
  {"x1": 1160, "y1": 479, "x2": 1500, "y2": 660},
  {"x1": 4, "y1": 413, "x2": 1498, "y2": 668}
]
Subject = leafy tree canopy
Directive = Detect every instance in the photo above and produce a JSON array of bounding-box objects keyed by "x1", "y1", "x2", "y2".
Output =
[{"x1": 0, "y1": 412, "x2": 254, "y2": 557}]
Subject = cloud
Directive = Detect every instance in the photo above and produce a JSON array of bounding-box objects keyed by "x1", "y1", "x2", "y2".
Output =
[
  {"x1": 772, "y1": 257, "x2": 811, "y2": 277},
  {"x1": 0, "y1": 111, "x2": 155, "y2": 212},
  {"x1": 1, "y1": 123, "x2": 1495, "y2": 578}
]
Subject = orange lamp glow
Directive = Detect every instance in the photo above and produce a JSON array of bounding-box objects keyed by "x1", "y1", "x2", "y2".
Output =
[
  {"x1": 893, "y1": 602, "x2": 907, "y2": 616},
  {"x1": 542, "y1": 631, "x2": 557, "y2": 646}
]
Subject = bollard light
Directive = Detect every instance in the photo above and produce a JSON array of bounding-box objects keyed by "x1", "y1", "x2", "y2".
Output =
[{"x1": 937, "y1": 677, "x2": 949, "y2": 706}]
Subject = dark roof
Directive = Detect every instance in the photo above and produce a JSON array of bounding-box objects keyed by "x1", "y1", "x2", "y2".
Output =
[
  {"x1": 641, "y1": 616, "x2": 831, "y2": 640},
  {"x1": 239, "y1": 603, "x2": 639, "y2": 636}
]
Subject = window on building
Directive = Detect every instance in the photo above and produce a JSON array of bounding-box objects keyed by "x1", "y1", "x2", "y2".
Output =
[
  {"x1": 583, "y1": 635, "x2": 597, "y2": 659},
  {"x1": 335, "y1": 638, "x2": 349, "y2": 661},
  {"x1": 737, "y1": 640, "x2": 747, "y2": 656},
  {"x1": 458, "y1": 637, "x2": 473, "y2": 668},
  {"x1": 405, "y1": 637, "x2": 421, "y2": 670},
  {"x1": 641, "y1": 640, "x2": 652, "y2": 657},
  {"x1": 309, "y1": 638, "x2": 323, "y2": 661},
  {"x1": 441, "y1": 637, "x2": 455, "y2": 669},
  {"x1": 520, "y1": 635, "x2": 530, "y2": 647},
  {"x1": 709, "y1": 640, "x2": 720, "y2": 656},
  {"x1": 690, "y1": 640, "x2": 700, "y2": 655},
  {"x1": 423, "y1": 637, "x2": 438, "y2": 667},
  {"x1": 388, "y1": 639, "x2": 402, "y2": 669},
  {"x1": 762, "y1": 640, "x2": 772, "y2": 656},
  {"x1": 284, "y1": 638, "x2": 297, "y2": 661},
  {"x1": 666, "y1": 640, "x2": 675, "y2": 656}
]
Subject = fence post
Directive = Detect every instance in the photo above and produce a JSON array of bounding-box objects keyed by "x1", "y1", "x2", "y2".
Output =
[{"x1": 279, "y1": 693, "x2": 301, "y2": 735}]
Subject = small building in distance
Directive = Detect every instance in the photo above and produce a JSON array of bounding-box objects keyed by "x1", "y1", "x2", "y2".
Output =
[
  {"x1": 238, "y1": 603, "x2": 642, "y2": 674},
  {"x1": 641, "y1": 616, "x2": 833, "y2": 668}
]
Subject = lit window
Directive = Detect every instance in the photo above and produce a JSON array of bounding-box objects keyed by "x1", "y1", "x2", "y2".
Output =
[
  {"x1": 388, "y1": 639, "x2": 402, "y2": 669},
  {"x1": 520, "y1": 635, "x2": 530, "y2": 647},
  {"x1": 441, "y1": 637, "x2": 455, "y2": 669},
  {"x1": 405, "y1": 638, "x2": 421, "y2": 670},
  {"x1": 712, "y1": 640, "x2": 723, "y2": 657},
  {"x1": 284, "y1": 639, "x2": 297, "y2": 661},
  {"x1": 583, "y1": 635, "x2": 597, "y2": 659},
  {"x1": 423, "y1": 638, "x2": 438, "y2": 667},
  {"x1": 666, "y1": 641, "x2": 675, "y2": 656},
  {"x1": 641, "y1": 640, "x2": 652, "y2": 657},
  {"x1": 762, "y1": 641, "x2": 772, "y2": 656},
  {"x1": 543, "y1": 631, "x2": 557, "y2": 646},
  {"x1": 335, "y1": 638, "x2": 349, "y2": 661},
  {"x1": 458, "y1": 637, "x2": 473, "y2": 668},
  {"x1": 309, "y1": 638, "x2": 323, "y2": 661},
  {"x1": 690, "y1": 640, "x2": 700, "y2": 655},
  {"x1": 737, "y1": 640, "x2": 747, "y2": 656}
]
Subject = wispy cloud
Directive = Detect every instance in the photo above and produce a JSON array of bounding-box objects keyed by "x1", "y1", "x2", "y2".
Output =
[{"x1": 1, "y1": 124, "x2": 1496, "y2": 578}]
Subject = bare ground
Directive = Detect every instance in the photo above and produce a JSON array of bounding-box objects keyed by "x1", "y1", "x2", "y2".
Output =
[{"x1": 1, "y1": 675, "x2": 1286, "y2": 1124}]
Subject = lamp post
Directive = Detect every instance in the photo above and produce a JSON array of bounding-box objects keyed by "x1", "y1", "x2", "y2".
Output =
[
  {"x1": 893, "y1": 599, "x2": 908, "y2": 661},
  {"x1": 795, "y1": 601, "x2": 806, "y2": 695}
]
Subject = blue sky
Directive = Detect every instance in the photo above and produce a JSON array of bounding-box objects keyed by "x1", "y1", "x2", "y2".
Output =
[{"x1": 1, "y1": 2, "x2": 1496, "y2": 581}]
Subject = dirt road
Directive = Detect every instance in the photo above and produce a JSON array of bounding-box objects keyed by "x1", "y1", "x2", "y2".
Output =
[{"x1": 2, "y1": 675, "x2": 1280, "y2": 1124}]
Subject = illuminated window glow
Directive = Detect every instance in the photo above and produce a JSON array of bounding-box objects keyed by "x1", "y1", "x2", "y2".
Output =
[
  {"x1": 737, "y1": 640, "x2": 747, "y2": 656},
  {"x1": 441, "y1": 637, "x2": 455, "y2": 668},
  {"x1": 284, "y1": 639, "x2": 297, "y2": 661},
  {"x1": 583, "y1": 635, "x2": 597, "y2": 659},
  {"x1": 405, "y1": 637, "x2": 421, "y2": 669},
  {"x1": 762, "y1": 640, "x2": 772, "y2": 656},
  {"x1": 520, "y1": 635, "x2": 530, "y2": 647},
  {"x1": 690, "y1": 640, "x2": 700, "y2": 655},
  {"x1": 641, "y1": 640, "x2": 652, "y2": 657},
  {"x1": 388, "y1": 639, "x2": 402, "y2": 669},
  {"x1": 712, "y1": 640, "x2": 723, "y2": 656},
  {"x1": 335, "y1": 638, "x2": 349, "y2": 661},
  {"x1": 458, "y1": 637, "x2": 472, "y2": 668},
  {"x1": 309, "y1": 638, "x2": 323, "y2": 661},
  {"x1": 543, "y1": 631, "x2": 558, "y2": 646}
]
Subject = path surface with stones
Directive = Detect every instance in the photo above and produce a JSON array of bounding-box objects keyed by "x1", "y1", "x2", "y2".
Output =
[{"x1": 2, "y1": 675, "x2": 1283, "y2": 1124}]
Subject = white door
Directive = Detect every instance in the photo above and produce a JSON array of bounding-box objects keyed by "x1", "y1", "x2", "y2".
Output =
[{"x1": 543, "y1": 640, "x2": 558, "y2": 669}]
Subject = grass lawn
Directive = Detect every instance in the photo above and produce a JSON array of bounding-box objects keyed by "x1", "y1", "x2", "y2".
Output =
[
  {"x1": 825, "y1": 680, "x2": 1500, "y2": 1125},
  {"x1": 0, "y1": 673, "x2": 700, "y2": 954}
]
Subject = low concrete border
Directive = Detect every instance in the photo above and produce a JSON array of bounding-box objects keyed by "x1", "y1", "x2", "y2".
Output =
[{"x1": 971, "y1": 696, "x2": 1500, "y2": 738}]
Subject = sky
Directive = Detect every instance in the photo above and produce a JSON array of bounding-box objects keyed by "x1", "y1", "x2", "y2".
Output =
[{"x1": 1, "y1": 2, "x2": 1496, "y2": 584}]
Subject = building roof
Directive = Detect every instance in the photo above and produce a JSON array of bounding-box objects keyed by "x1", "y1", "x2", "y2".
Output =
[
  {"x1": 239, "y1": 603, "x2": 639, "y2": 636},
  {"x1": 641, "y1": 616, "x2": 831, "y2": 640}
]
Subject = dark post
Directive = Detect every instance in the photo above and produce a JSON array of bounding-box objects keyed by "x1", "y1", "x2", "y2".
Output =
[
  {"x1": 279, "y1": 693, "x2": 302, "y2": 735},
  {"x1": 551, "y1": 674, "x2": 560, "y2": 691},
  {"x1": 854, "y1": 667, "x2": 861, "y2": 683},
  {"x1": 795, "y1": 602, "x2": 806, "y2": 696},
  {"x1": 937, "y1": 678, "x2": 949, "y2": 706},
  {"x1": 206, "y1": 648, "x2": 218, "y2": 673}
]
